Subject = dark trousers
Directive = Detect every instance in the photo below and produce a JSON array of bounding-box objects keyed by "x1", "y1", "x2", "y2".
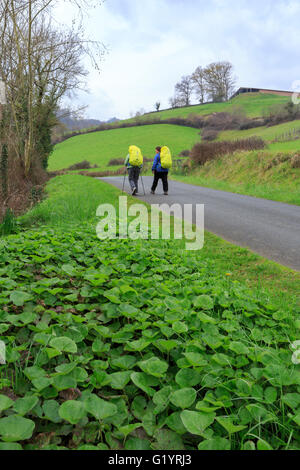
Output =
[
  {"x1": 151, "y1": 171, "x2": 168, "y2": 193},
  {"x1": 128, "y1": 167, "x2": 140, "y2": 192}
]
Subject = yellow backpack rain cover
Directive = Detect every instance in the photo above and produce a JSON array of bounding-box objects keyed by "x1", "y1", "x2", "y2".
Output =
[
  {"x1": 129, "y1": 145, "x2": 143, "y2": 167},
  {"x1": 160, "y1": 146, "x2": 172, "y2": 169}
]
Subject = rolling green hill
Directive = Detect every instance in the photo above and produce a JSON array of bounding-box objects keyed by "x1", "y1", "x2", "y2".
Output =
[
  {"x1": 217, "y1": 119, "x2": 300, "y2": 155},
  {"x1": 218, "y1": 119, "x2": 300, "y2": 142},
  {"x1": 123, "y1": 93, "x2": 290, "y2": 122},
  {"x1": 48, "y1": 124, "x2": 200, "y2": 171}
]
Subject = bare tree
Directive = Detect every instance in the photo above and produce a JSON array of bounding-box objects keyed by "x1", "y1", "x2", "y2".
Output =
[
  {"x1": 169, "y1": 95, "x2": 183, "y2": 109},
  {"x1": 191, "y1": 66, "x2": 206, "y2": 104},
  {"x1": 155, "y1": 101, "x2": 161, "y2": 112},
  {"x1": 175, "y1": 75, "x2": 193, "y2": 107},
  {"x1": 169, "y1": 97, "x2": 177, "y2": 109},
  {"x1": 0, "y1": 0, "x2": 105, "y2": 179},
  {"x1": 203, "y1": 61, "x2": 236, "y2": 102},
  {"x1": 135, "y1": 108, "x2": 145, "y2": 118}
]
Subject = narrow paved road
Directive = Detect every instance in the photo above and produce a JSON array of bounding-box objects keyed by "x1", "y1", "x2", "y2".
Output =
[{"x1": 98, "y1": 176, "x2": 300, "y2": 271}]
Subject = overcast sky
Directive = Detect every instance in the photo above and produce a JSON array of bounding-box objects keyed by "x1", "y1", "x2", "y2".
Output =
[{"x1": 55, "y1": 0, "x2": 300, "y2": 121}]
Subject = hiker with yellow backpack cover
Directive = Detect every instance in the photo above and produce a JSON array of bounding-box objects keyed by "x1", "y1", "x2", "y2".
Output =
[
  {"x1": 151, "y1": 146, "x2": 172, "y2": 195},
  {"x1": 124, "y1": 145, "x2": 143, "y2": 196}
]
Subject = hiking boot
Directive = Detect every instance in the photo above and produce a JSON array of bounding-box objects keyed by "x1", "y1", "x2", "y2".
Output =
[
  {"x1": 164, "y1": 192, "x2": 168, "y2": 195},
  {"x1": 151, "y1": 190, "x2": 155, "y2": 195},
  {"x1": 132, "y1": 187, "x2": 137, "y2": 196}
]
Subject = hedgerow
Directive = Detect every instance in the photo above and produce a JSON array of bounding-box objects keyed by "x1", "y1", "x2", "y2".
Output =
[{"x1": 0, "y1": 225, "x2": 299, "y2": 450}]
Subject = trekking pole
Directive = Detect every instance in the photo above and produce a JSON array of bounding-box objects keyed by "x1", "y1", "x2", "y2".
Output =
[
  {"x1": 140, "y1": 172, "x2": 146, "y2": 196},
  {"x1": 122, "y1": 168, "x2": 127, "y2": 193}
]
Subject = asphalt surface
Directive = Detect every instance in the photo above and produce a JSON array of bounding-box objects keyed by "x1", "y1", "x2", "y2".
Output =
[{"x1": 98, "y1": 176, "x2": 300, "y2": 271}]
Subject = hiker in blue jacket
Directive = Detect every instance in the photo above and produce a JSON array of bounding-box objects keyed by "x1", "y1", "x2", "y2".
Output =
[{"x1": 151, "y1": 146, "x2": 168, "y2": 195}]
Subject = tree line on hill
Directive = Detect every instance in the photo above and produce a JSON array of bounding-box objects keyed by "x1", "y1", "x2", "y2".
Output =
[
  {"x1": 171, "y1": 61, "x2": 236, "y2": 107},
  {"x1": 153, "y1": 61, "x2": 236, "y2": 112},
  {"x1": 0, "y1": 0, "x2": 105, "y2": 222}
]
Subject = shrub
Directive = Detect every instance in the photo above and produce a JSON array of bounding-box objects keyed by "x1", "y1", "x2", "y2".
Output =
[
  {"x1": 179, "y1": 149, "x2": 190, "y2": 157},
  {"x1": 264, "y1": 153, "x2": 292, "y2": 170},
  {"x1": 186, "y1": 114, "x2": 205, "y2": 128},
  {"x1": 201, "y1": 129, "x2": 219, "y2": 141},
  {"x1": 264, "y1": 102, "x2": 300, "y2": 126},
  {"x1": 204, "y1": 111, "x2": 252, "y2": 131},
  {"x1": 190, "y1": 137, "x2": 266, "y2": 166},
  {"x1": 67, "y1": 160, "x2": 96, "y2": 171},
  {"x1": 109, "y1": 158, "x2": 124, "y2": 166},
  {"x1": 291, "y1": 154, "x2": 300, "y2": 169},
  {"x1": 239, "y1": 119, "x2": 265, "y2": 130}
]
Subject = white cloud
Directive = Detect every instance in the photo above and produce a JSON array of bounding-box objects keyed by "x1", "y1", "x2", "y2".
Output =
[{"x1": 54, "y1": 0, "x2": 300, "y2": 120}]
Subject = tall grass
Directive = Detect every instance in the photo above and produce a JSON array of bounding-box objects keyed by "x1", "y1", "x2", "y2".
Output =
[
  {"x1": 19, "y1": 174, "x2": 122, "y2": 227},
  {"x1": 173, "y1": 149, "x2": 300, "y2": 205}
]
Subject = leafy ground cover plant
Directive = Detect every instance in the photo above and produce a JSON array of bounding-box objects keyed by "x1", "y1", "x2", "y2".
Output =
[{"x1": 0, "y1": 175, "x2": 299, "y2": 450}]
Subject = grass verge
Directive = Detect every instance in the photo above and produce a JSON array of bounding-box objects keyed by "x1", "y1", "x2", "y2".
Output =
[{"x1": 172, "y1": 150, "x2": 300, "y2": 206}]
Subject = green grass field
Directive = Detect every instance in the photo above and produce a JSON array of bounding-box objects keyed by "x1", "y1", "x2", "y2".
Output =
[
  {"x1": 218, "y1": 119, "x2": 300, "y2": 143},
  {"x1": 123, "y1": 93, "x2": 290, "y2": 122},
  {"x1": 49, "y1": 125, "x2": 200, "y2": 171},
  {"x1": 268, "y1": 140, "x2": 300, "y2": 154}
]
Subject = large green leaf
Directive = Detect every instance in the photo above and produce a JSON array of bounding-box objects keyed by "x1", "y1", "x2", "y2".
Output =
[
  {"x1": 152, "y1": 429, "x2": 185, "y2": 450},
  {"x1": 125, "y1": 438, "x2": 151, "y2": 450},
  {"x1": 130, "y1": 372, "x2": 158, "y2": 397},
  {"x1": 153, "y1": 386, "x2": 173, "y2": 415},
  {"x1": 0, "y1": 395, "x2": 14, "y2": 413},
  {"x1": 13, "y1": 396, "x2": 39, "y2": 416},
  {"x1": 193, "y1": 295, "x2": 214, "y2": 310},
  {"x1": 138, "y1": 357, "x2": 168, "y2": 378},
  {"x1": 165, "y1": 412, "x2": 187, "y2": 435},
  {"x1": 118, "y1": 423, "x2": 142, "y2": 439},
  {"x1": 198, "y1": 437, "x2": 231, "y2": 450},
  {"x1": 184, "y1": 352, "x2": 207, "y2": 367},
  {"x1": 216, "y1": 417, "x2": 247, "y2": 434},
  {"x1": 0, "y1": 415, "x2": 35, "y2": 442},
  {"x1": 282, "y1": 393, "x2": 300, "y2": 409},
  {"x1": 49, "y1": 337, "x2": 77, "y2": 354},
  {"x1": 125, "y1": 339, "x2": 151, "y2": 352},
  {"x1": 180, "y1": 411, "x2": 215, "y2": 435},
  {"x1": 257, "y1": 439, "x2": 273, "y2": 450},
  {"x1": 10, "y1": 291, "x2": 32, "y2": 307},
  {"x1": 176, "y1": 370, "x2": 202, "y2": 389},
  {"x1": 84, "y1": 394, "x2": 118, "y2": 420},
  {"x1": 111, "y1": 356, "x2": 137, "y2": 370},
  {"x1": 53, "y1": 375, "x2": 77, "y2": 391},
  {"x1": 170, "y1": 388, "x2": 197, "y2": 409},
  {"x1": 109, "y1": 371, "x2": 132, "y2": 390},
  {"x1": 59, "y1": 401, "x2": 86, "y2": 424},
  {"x1": 0, "y1": 442, "x2": 23, "y2": 450},
  {"x1": 42, "y1": 400, "x2": 62, "y2": 423}
]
